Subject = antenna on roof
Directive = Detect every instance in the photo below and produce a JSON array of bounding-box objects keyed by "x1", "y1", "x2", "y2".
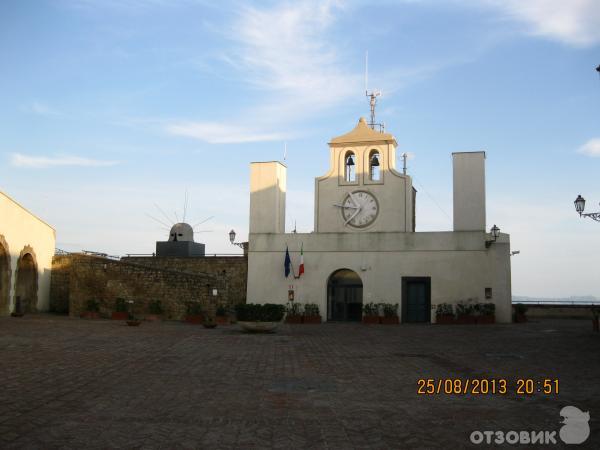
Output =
[
  {"x1": 365, "y1": 50, "x2": 383, "y2": 132},
  {"x1": 283, "y1": 142, "x2": 287, "y2": 161}
]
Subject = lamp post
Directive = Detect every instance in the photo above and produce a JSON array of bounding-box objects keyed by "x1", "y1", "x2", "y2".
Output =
[
  {"x1": 485, "y1": 224, "x2": 500, "y2": 248},
  {"x1": 229, "y1": 229, "x2": 246, "y2": 249},
  {"x1": 574, "y1": 195, "x2": 600, "y2": 222}
]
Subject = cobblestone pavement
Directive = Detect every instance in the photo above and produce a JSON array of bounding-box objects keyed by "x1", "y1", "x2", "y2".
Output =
[{"x1": 0, "y1": 315, "x2": 598, "y2": 449}]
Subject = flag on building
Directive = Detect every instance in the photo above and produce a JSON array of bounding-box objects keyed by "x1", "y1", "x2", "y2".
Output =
[
  {"x1": 298, "y1": 243, "x2": 304, "y2": 277},
  {"x1": 284, "y1": 245, "x2": 291, "y2": 278}
]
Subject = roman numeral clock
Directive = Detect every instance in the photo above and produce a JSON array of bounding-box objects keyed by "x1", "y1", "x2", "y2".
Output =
[{"x1": 335, "y1": 191, "x2": 379, "y2": 228}]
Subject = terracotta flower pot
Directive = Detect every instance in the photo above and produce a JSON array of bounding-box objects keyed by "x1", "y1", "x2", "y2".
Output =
[
  {"x1": 456, "y1": 315, "x2": 476, "y2": 324},
  {"x1": 145, "y1": 314, "x2": 162, "y2": 322},
  {"x1": 380, "y1": 316, "x2": 399, "y2": 325},
  {"x1": 185, "y1": 314, "x2": 204, "y2": 324},
  {"x1": 436, "y1": 315, "x2": 455, "y2": 325},
  {"x1": 111, "y1": 311, "x2": 129, "y2": 320},
  {"x1": 515, "y1": 313, "x2": 527, "y2": 323},
  {"x1": 362, "y1": 315, "x2": 380, "y2": 324},
  {"x1": 285, "y1": 315, "x2": 303, "y2": 324},
  {"x1": 592, "y1": 317, "x2": 599, "y2": 332},
  {"x1": 81, "y1": 311, "x2": 100, "y2": 319},
  {"x1": 303, "y1": 315, "x2": 322, "y2": 324},
  {"x1": 477, "y1": 315, "x2": 495, "y2": 324},
  {"x1": 126, "y1": 320, "x2": 141, "y2": 326},
  {"x1": 216, "y1": 315, "x2": 230, "y2": 325}
]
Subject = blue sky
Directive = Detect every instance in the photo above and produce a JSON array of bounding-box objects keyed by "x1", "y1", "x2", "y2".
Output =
[{"x1": 1, "y1": 0, "x2": 599, "y2": 297}]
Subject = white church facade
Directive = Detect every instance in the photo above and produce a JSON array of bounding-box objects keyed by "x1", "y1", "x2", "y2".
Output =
[{"x1": 246, "y1": 117, "x2": 512, "y2": 323}]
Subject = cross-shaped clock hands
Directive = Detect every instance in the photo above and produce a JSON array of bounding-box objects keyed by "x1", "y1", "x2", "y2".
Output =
[{"x1": 334, "y1": 192, "x2": 362, "y2": 225}]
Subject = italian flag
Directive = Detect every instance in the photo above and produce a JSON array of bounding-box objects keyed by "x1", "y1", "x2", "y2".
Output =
[{"x1": 298, "y1": 243, "x2": 304, "y2": 277}]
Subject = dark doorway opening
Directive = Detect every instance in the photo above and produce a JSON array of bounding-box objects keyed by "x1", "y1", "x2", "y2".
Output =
[
  {"x1": 327, "y1": 269, "x2": 363, "y2": 321},
  {"x1": 15, "y1": 252, "x2": 38, "y2": 313},
  {"x1": 0, "y1": 239, "x2": 10, "y2": 315},
  {"x1": 402, "y1": 277, "x2": 431, "y2": 323}
]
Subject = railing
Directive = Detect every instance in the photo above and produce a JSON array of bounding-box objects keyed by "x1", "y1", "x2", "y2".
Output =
[
  {"x1": 82, "y1": 250, "x2": 120, "y2": 260},
  {"x1": 513, "y1": 299, "x2": 600, "y2": 306},
  {"x1": 123, "y1": 253, "x2": 244, "y2": 258}
]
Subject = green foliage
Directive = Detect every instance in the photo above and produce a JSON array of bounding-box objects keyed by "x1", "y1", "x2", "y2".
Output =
[
  {"x1": 114, "y1": 297, "x2": 127, "y2": 312},
  {"x1": 362, "y1": 302, "x2": 379, "y2": 316},
  {"x1": 216, "y1": 305, "x2": 227, "y2": 316},
  {"x1": 456, "y1": 301, "x2": 475, "y2": 316},
  {"x1": 436, "y1": 303, "x2": 454, "y2": 316},
  {"x1": 514, "y1": 303, "x2": 528, "y2": 315},
  {"x1": 285, "y1": 302, "x2": 303, "y2": 316},
  {"x1": 186, "y1": 302, "x2": 203, "y2": 316},
  {"x1": 86, "y1": 299, "x2": 100, "y2": 312},
  {"x1": 480, "y1": 302, "x2": 495, "y2": 315},
  {"x1": 303, "y1": 303, "x2": 320, "y2": 316},
  {"x1": 235, "y1": 303, "x2": 285, "y2": 322},
  {"x1": 380, "y1": 303, "x2": 399, "y2": 317},
  {"x1": 148, "y1": 299, "x2": 163, "y2": 315}
]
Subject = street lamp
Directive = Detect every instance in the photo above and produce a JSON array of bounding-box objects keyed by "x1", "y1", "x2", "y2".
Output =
[
  {"x1": 229, "y1": 229, "x2": 246, "y2": 249},
  {"x1": 485, "y1": 224, "x2": 500, "y2": 248},
  {"x1": 574, "y1": 195, "x2": 600, "y2": 222}
]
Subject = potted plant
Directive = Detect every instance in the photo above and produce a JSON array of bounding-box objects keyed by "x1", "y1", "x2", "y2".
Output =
[
  {"x1": 477, "y1": 302, "x2": 495, "y2": 324},
  {"x1": 236, "y1": 303, "x2": 285, "y2": 332},
  {"x1": 111, "y1": 298, "x2": 129, "y2": 320},
  {"x1": 185, "y1": 302, "x2": 204, "y2": 324},
  {"x1": 81, "y1": 299, "x2": 101, "y2": 319},
  {"x1": 126, "y1": 300, "x2": 141, "y2": 326},
  {"x1": 380, "y1": 303, "x2": 399, "y2": 324},
  {"x1": 435, "y1": 303, "x2": 455, "y2": 324},
  {"x1": 362, "y1": 302, "x2": 380, "y2": 324},
  {"x1": 456, "y1": 300, "x2": 476, "y2": 324},
  {"x1": 285, "y1": 302, "x2": 303, "y2": 324},
  {"x1": 592, "y1": 307, "x2": 599, "y2": 332},
  {"x1": 203, "y1": 316, "x2": 217, "y2": 329},
  {"x1": 215, "y1": 305, "x2": 229, "y2": 325},
  {"x1": 514, "y1": 303, "x2": 528, "y2": 323},
  {"x1": 303, "y1": 303, "x2": 322, "y2": 324},
  {"x1": 146, "y1": 299, "x2": 163, "y2": 321}
]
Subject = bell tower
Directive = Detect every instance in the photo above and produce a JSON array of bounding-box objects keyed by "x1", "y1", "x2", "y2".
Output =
[{"x1": 314, "y1": 118, "x2": 415, "y2": 233}]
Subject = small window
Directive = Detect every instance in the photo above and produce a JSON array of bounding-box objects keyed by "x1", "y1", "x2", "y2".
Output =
[
  {"x1": 485, "y1": 288, "x2": 492, "y2": 299},
  {"x1": 369, "y1": 150, "x2": 380, "y2": 181},
  {"x1": 344, "y1": 152, "x2": 356, "y2": 182}
]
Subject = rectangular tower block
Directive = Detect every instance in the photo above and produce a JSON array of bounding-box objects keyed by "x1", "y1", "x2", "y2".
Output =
[
  {"x1": 249, "y1": 161, "x2": 287, "y2": 234},
  {"x1": 453, "y1": 151, "x2": 486, "y2": 231}
]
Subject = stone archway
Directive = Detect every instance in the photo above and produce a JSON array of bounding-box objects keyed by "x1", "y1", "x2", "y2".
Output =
[
  {"x1": 327, "y1": 268, "x2": 363, "y2": 322},
  {"x1": 15, "y1": 246, "x2": 38, "y2": 313},
  {"x1": 0, "y1": 235, "x2": 11, "y2": 315}
]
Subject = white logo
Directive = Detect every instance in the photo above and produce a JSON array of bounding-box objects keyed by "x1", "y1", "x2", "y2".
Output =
[
  {"x1": 470, "y1": 406, "x2": 590, "y2": 445},
  {"x1": 559, "y1": 406, "x2": 590, "y2": 444}
]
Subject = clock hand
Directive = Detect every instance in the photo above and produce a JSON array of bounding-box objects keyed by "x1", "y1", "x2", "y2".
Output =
[
  {"x1": 345, "y1": 204, "x2": 362, "y2": 225},
  {"x1": 333, "y1": 203, "x2": 359, "y2": 209},
  {"x1": 348, "y1": 192, "x2": 360, "y2": 208}
]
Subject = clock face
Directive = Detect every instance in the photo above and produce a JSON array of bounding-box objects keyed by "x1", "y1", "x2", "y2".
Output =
[{"x1": 341, "y1": 191, "x2": 379, "y2": 228}]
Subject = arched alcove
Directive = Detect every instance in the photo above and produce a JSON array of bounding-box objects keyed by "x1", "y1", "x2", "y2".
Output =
[
  {"x1": 0, "y1": 235, "x2": 10, "y2": 315},
  {"x1": 327, "y1": 268, "x2": 363, "y2": 321},
  {"x1": 15, "y1": 247, "x2": 38, "y2": 313}
]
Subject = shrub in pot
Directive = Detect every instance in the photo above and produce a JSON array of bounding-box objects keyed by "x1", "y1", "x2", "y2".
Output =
[
  {"x1": 215, "y1": 305, "x2": 229, "y2": 325},
  {"x1": 235, "y1": 303, "x2": 285, "y2": 332},
  {"x1": 81, "y1": 299, "x2": 101, "y2": 319},
  {"x1": 380, "y1": 303, "x2": 399, "y2": 324},
  {"x1": 146, "y1": 299, "x2": 163, "y2": 321},
  {"x1": 514, "y1": 303, "x2": 528, "y2": 323},
  {"x1": 592, "y1": 307, "x2": 599, "y2": 332},
  {"x1": 185, "y1": 302, "x2": 204, "y2": 324},
  {"x1": 111, "y1": 297, "x2": 129, "y2": 320},
  {"x1": 435, "y1": 303, "x2": 455, "y2": 324},
  {"x1": 362, "y1": 302, "x2": 380, "y2": 324},
  {"x1": 477, "y1": 302, "x2": 495, "y2": 324},
  {"x1": 285, "y1": 302, "x2": 303, "y2": 324},
  {"x1": 303, "y1": 303, "x2": 322, "y2": 324},
  {"x1": 456, "y1": 301, "x2": 476, "y2": 324}
]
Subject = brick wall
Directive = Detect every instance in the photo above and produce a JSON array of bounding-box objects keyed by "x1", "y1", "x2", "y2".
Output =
[{"x1": 50, "y1": 254, "x2": 247, "y2": 319}]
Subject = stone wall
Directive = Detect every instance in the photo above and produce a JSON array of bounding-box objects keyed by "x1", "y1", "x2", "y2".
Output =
[
  {"x1": 50, "y1": 254, "x2": 247, "y2": 319},
  {"x1": 49, "y1": 255, "x2": 71, "y2": 313}
]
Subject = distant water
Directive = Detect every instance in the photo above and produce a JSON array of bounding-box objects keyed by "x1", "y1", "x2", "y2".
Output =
[{"x1": 513, "y1": 295, "x2": 600, "y2": 305}]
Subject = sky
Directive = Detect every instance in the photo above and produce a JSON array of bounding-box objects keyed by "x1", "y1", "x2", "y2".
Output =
[{"x1": 0, "y1": 0, "x2": 599, "y2": 298}]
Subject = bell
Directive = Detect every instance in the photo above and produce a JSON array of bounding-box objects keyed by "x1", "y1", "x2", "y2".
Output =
[
  {"x1": 370, "y1": 154, "x2": 380, "y2": 167},
  {"x1": 346, "y1": 155, "x2": 355, "y2": 166}
]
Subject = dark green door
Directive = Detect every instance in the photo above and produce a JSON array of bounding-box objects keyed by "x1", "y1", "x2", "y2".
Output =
[
  {"x1": 327, "y1": 269, "x2": 363, "y2": 322},
  {"x1": 402, "y1": 277, "x2": 431, "y2": 323}
]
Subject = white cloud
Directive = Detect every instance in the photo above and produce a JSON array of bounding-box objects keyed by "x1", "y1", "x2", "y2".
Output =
[
  {"x1": 481, "y1": 0, "x2": 600, "y2": 46},
  {"x1": 578, "y1": 138, "x2": 600, "y2": 157},
  {"x1": 166, "y1": 122, "x2": 288, "y2": 144},
  {"x1": 22, "y1": 101, "x2": 60, "y2": 116},
  {"x1": 10, "y1": 153, "x2": 119, "y2": 168}
]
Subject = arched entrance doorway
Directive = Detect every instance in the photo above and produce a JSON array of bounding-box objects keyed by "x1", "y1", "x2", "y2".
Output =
[
  {"x1": 0, "y1": 236, "x2": 10, "y2": 315},
  {"x1": 327, "y1": 269, "x2": 363, "y2": 321},
  {"x1": 15, "y1": 249, "x2": 38, "y2": 313}
]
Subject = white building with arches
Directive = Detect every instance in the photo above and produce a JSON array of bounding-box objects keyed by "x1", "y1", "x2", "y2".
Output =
[
  {"x1": 246, "y1": 117, "x2": 512, "y2": 323},
  {"x1": 0, "y1": 190, "x2": 55, "y2": 315}
]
